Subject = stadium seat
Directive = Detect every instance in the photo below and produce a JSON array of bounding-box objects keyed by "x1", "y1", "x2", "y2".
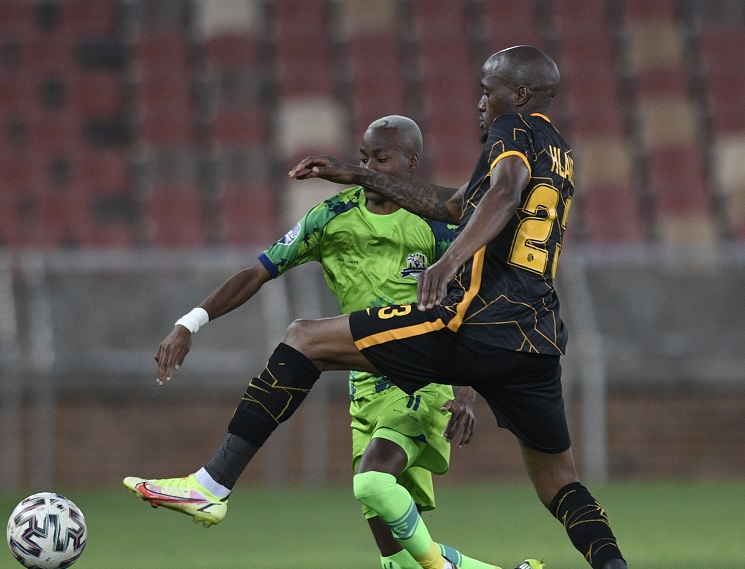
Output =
[
  {"x1": 622, "y1": 0, "x2": 679, "y2": 22},
  {"x1": 636, "y1": 96, "x2": 699, "y2": 150},
  {"x1": 634, "y1": 66, "x2": 691, "y2": 98},
  {"x1": 559, "y1": 32, "x2": 623, "y2": 139},
  {"x1": 336, "y1": 0, "x2": 398, "y2": 37},
  {"x1": 217, "y1": 184, "x2": 278, "y2": 246},
  {"x1": 0, "y1": 1, "x2": 34, "y2": 37},
  {"x1": 136, "y1": 0, "x2": 192, "y2": 36},
  {"x1": 271, "y1": 0, "x2": 327, "y2": 40},
  {"x1": 22, "y1": 37, "x2": 77, "y2": 74},
  {"x1": 348, "y1": 75, "x2": 407, "y2": 144},
  {"x1": 208, "y1": 107, "x2": 270, "y2": 146},
  {"x1": 346, "y1": 32, "x2": 407, "y2": 139},
  {"x1": 410, "y1": 0, "x2": 469, "y2": 38},
  {"x1": 647, "y1": 145, "x2": 712, "y2": 215},
  {"x1": 566, "y1": 99, "x2": 627, "y2": 138},
  {"x1": 57, "y1": 0, "x2": 119, "y2": 37},
  {"x1": 711, "y1": 135, "x2": 745, "y2": 237},
  {"x1": 275, "y1": 97, "x2": 348, "y2": 162},
  {"x1": 273, "y1": 35, "x2": 335, "y2": 97},
  {"x1": 482, "y1": 0, "x2": 545, "y2": 53},
  {"x1": 68, "y1": 70, "x2": 124, "y2": 117},
  {"x1": 572, "y1": 136, "x2": 635, "y2": 189},
  {"x1": 196, "y1": 0, "x2": 266, "y2": 39},
  {"x1": 0, "y1": 189, "x2": 34, "y2": 247},
  {"x1": 145, "y1": 186, "x2": 207, "y2": 247},
  {"x1": 553, "y1": 0, "x2": 609, "y2": 33},
  {"x1": 698, "y1": 24, "x2": 745, "y2": 136},
  {"x1": 204, "y1": 33, "x2": 263, "y2": 67},
  {"x1": 137, "y1": 106, "x2": 196, "y2": 145},
  {"x1": 31, "y1": 187, "x2": 97, "y2": 247},
  {"x1": 626, "y1": 21, "x2": 686, "y2": 75},
  {"x1": 76, "y1": 149, "x2": 130, "y2": 194},
  {"x1": 26, "y1": 111, "x2": 82, "y2": 150},
  {"x1": 582, "y1": 183, "x2": 646, "y2": 243},
  {"x1": 211, "y1": 146, "x2": 272, "y2": 186},
  {"x1": 133, "y1": 32, "x2": 190, "y2": 71},
  {"x1": 138, "y1": 146, "x2": 200, "y2": 188}
]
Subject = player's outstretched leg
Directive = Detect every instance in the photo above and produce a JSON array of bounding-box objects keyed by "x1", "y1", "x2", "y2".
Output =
[
  {"x1": 122, "y1": 473, "x2": 228, "y2": 528},
  {"x1": 355, "y1": 471, "x2": 543, "y2": 569},
  {"x1": 123, "y1": 342, "x2": 321, "y2": 524}
]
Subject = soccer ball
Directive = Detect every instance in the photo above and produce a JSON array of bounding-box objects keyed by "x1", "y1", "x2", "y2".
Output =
[{"x1": 6, "y1": 492, "x2": 87, "y2": 569}]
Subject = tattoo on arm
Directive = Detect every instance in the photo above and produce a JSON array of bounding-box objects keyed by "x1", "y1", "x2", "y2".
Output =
[{"x1": 359, "y1": 170, "x2": 460, "y2": 223}]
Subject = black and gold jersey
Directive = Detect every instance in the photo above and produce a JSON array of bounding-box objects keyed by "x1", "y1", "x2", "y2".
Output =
[{"x1": 440, "y1": 112, "x2": 574, "y2": 355}]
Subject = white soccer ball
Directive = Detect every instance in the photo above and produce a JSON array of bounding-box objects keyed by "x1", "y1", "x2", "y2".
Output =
[{"x1": 6, "y1": 492, "x2": 87, "y2": 569}]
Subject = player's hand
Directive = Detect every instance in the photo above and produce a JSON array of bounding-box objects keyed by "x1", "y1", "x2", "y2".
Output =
[
  {"x1": 154, "y1": 325, "x2": 192, "y2": 385},
  {"x1": 417, "y1": 257, "x2": 459, "y2": 310},
  {"x1": 288, "y1": 155, "x2": 361, "y2": 184},
  {"x1": 442, "y1": 386, "x2": 477, "y2": 448}
]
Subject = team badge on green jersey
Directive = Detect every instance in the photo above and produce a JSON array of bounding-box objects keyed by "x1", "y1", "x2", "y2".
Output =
[{"x1": 400, "y1": 252, "x2": 429, "y2": 279}]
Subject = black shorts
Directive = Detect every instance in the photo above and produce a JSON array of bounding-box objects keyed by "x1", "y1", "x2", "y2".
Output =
[{"x1": 349, "y1": 304, "x2": 570, "y2": 453}]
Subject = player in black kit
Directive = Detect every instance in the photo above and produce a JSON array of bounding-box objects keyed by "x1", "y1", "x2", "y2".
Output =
[{"x1": 155, "y1": 46, "x2": 627, "y2": 569}]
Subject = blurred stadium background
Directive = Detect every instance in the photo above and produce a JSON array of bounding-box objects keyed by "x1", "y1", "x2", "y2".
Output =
[{"x1": 1, "y1": 0, "x2": 745, "y2": 495}]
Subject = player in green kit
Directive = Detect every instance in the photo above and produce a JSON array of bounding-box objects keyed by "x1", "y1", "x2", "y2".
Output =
[{"x1": 124, "y1": 116, "x2": 538, "y2": 569}]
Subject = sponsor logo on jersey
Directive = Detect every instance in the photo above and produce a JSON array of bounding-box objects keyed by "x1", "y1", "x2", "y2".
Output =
[
  {"x1": 280, "y1": 222, "x2": 302, "y2": 245},
  {"x1": 400, "y1": 252, "x2": 428, "y2": 279}
]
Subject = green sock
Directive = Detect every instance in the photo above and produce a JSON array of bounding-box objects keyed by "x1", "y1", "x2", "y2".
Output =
[
  {"x1": 354, "y1": 471, "x2": 444, "y2": 567},
  {"x1": 381, "y1": 548, "x2": 420, "y2": 569},
  {"x1": 438, "y1": 543, "x2": 500, "y2": 569}
]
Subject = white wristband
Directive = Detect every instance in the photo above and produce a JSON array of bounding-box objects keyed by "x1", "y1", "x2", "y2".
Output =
[{"x1": 175, "y1": 307, "x2": 209, "y2": 333}]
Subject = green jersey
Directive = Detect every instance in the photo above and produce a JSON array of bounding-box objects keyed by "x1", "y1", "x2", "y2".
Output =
[{"x1": 259, "y1": 186, "x2": 456, "y2": 400}]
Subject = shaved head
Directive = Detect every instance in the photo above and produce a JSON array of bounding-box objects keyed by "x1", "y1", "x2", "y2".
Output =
[
  {"x1": 486, "y1": 45, "x2": 560, "y2": 102},
  {"x1": 366, "y1": 115, "x2": 424, "y2": 156}
]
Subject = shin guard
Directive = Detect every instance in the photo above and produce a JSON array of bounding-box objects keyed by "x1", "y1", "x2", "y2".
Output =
[{"x1": 228, "y1": 342, "x2": 320, "y2": 447}]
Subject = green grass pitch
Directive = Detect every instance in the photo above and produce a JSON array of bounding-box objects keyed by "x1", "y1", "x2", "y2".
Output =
[{"x1": 3, "y1": 481, "x2": 744, "y2": 568}]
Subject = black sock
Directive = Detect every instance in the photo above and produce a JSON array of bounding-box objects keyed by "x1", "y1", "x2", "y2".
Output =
[
  {"x1": 228, "y1": 342, "x2": 320, "y2": 448},
  {"x1": 203, "y1": 433, "x2": 260, "y2": 490},
  {"x1": 549, "y1": 482, "x2": 626, "y2": 569}
]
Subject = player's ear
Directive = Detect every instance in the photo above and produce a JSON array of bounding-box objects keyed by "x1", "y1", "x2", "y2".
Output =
[
  {"x1": 515, "y1": 84, "x2": 530, "y2": 107},
  {"x1": 408, "y1": 152, "x2": 419, "y2": 171}
]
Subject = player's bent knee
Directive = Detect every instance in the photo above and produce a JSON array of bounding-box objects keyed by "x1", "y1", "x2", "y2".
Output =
[
  {"x1": 353, "y1": 471, "x2": 395, "y2": 507},
  {"x1": 282, "y1": 318, "x2": 309, "y2": 348}
]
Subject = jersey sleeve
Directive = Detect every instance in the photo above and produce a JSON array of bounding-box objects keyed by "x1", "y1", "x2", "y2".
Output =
[
  {"x1": 485, "y1": 112, "x2": 533, "y2": 178},
  {"x1": 425, "y1": 219, "x2": 457, "y2": 261},
  {"x1": 259, "y1": 203, "x2": 329, "y2": 278}
]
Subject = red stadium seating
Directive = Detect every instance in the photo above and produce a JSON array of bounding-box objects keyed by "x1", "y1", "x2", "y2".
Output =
[
  {"x1": 273, "y1": 35, "x2": 335, "y2": 97},
  {"x1": 346, "y1": 32, "x2": 407, "y2": 140},
  {"x1": 204, "y1": 34, "x2": 263, "y2": 67},
  {"x1": 410, "y1": 0, "x2": 470, "y2": 38},
  {"x1": 647, "y1": 145, "x2": 713, "y2": 215},
  {"x1": 138, "y1": 106, "x2": 196, "y2": 145},
  {"x1": 145, "y1": 186, "x2": 207, "y2": 247},
  {"x1": 0, "y1": 190, "x2": 34, "y2": 247},
  {"x1": 57, "y1": 0, "x2": 119, "y2": 37},
  {"x1": 271, "y1": 0, "x2": 327, "y2": 40},
  {"x1": 622, "y1": 0, "x2": 679, "y2": 22},
  {"x1": 0, "y1": 1, "x2": 34, "y2": 37},
  {"x1": 217, "y1": 185, "x2": 278, "y2": 246},
  {"x1": 68, "y1": 70, "x2": 125, "y2": 117},
  {"x1": 553, "y1": 0, "x2": 609, "y2": 33},
  {"x1": 582, "y1": 183, "x2": 646, "y2": 242},
  {"x1": 699, "y1": 25, "x2": 745, "y2": 136},
  {"x1": 483, "y1": 0, "x2": 544, "y2": 53},
  {"x1": 209, "y1": 107, "x2": 270, "y2": 146}
]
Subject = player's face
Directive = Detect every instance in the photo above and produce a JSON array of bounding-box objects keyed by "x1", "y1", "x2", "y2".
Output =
[
  {"x1": 478, "y1": 60, "x2": 517, "y2": 138},
  {"x1": 359, "y1": 128, "x2": 416, "y2": 202}
]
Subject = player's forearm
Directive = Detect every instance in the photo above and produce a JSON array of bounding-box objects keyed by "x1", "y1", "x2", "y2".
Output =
[
  {"x1": 354, "y1": 169, "x2": 460, "y2": 223},
  {"x1": 199, "y1": 265, "x2": 270, "y2": 321},
  {"x1": 441, "y1": 183, "x2": 521, "y2": 268}
]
